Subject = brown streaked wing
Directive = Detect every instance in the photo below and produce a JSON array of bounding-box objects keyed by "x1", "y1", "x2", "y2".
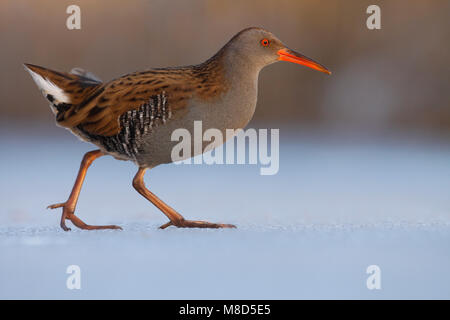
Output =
[
  {"x1": 62, "y1": 68, "x2": 199, "y2": 137},
  {"x1": 59, "y1": 55, "x2": 229, "y2": 137}
]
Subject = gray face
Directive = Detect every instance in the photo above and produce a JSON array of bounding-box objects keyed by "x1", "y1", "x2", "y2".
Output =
[
  {"x1": 223, "y1": 27, "x2": 331, "y2": 76},
  {"x1": 225, "y1": 27, "x2": 286, "y2": 68}
]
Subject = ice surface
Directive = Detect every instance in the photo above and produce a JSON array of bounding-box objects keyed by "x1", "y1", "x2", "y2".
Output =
[{"x1": 1, "y1": 128, "x2": 449, "y2": 299}]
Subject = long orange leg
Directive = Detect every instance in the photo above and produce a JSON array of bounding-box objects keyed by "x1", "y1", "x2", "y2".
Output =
[
  {"x1": 132, "y1": 167, "x2": 236, "y2": 229},
  {"x1": 48, "y1": 150, "x2": 122, "y2": 231}
]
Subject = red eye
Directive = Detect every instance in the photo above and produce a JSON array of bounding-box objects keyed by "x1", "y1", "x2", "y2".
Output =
[{"x1": 261, "y1": 38, "x2": 270, "y2": 47}]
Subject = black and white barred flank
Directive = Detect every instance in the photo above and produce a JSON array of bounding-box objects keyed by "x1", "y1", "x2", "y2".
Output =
[{"x1": 78, "y1": 92, "x2": 170, "y2": 160}]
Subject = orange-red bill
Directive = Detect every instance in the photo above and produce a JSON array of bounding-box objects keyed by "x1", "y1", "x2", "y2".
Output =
[{"x1": 278, "y1": 48, "x2": 331, "y2": 75}]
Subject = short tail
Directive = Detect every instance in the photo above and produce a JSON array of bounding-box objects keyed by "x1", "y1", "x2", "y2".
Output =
[{"x1": 24, "y1": 63, "x2": 102, "y2": 117}]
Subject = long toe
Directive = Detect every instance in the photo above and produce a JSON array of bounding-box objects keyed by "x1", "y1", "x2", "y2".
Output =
[
  {"x1": 160, "y1": 220, "x2": 236, "y2": 229},
  {"x1": 48, "y1": 202, "x2": 65, "y2": 209},
  {"x1": 79, "y1": 224, "x2": 123, "y2": 231},
  {"x1": 67, "y1": 214, "x2": 122, "y2": 231}
]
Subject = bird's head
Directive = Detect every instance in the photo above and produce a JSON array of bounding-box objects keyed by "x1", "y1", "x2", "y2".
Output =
[{"x1": 223, "y1": 27, "x2": 331, "y2": 75}]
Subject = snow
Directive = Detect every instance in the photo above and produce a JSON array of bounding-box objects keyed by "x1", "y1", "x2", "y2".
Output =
[{"x1": 1, "y1": 128, "x2": 449, "y2": 299}]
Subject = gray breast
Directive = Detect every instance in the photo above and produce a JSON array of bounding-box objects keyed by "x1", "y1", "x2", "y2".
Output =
[{"x1": 134, "y1": 74, "x2": 259, "y2": 168}]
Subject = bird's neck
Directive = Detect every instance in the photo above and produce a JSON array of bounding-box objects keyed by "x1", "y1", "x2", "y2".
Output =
[
  {"x1": 192, "y1": 47, "x2": 261, "y2": 130},
  {"x1": 197, "y1": 46, "x2": 262, "y2": 100},
  {"x1": 211, "y1": 44, "x2": 262, "y2": 79}
]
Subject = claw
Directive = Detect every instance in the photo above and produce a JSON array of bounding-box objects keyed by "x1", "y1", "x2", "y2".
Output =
[
  {"x1": 60, "y1": 220, "x2": 71, "y2": 232},
  {"x1": 61, "y1": 226, "x2": 72, "y2": 232}
]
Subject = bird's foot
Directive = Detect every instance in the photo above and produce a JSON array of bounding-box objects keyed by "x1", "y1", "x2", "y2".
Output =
[
  {"x1": 47, "y1": 202, "x2": 122, "y2": 231},
  {"x1": 159, "y1": 219, "x2": 236, "y2": 230}
]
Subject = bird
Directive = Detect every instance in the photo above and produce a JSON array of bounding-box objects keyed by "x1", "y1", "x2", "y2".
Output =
[{"x1": 24, "y1": 27, "x2": 331, "y2": 231}]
